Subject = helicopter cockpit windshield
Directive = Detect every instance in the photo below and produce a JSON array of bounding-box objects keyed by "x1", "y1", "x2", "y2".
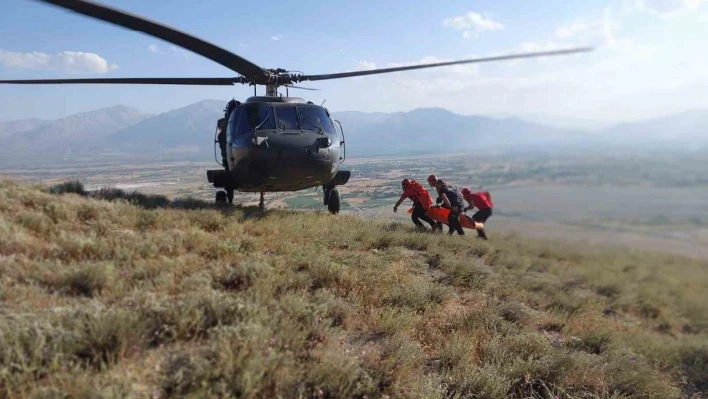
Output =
[
  {"x1": 232, "y1": 104, "x2": 274, "y2": 138},
  {"x1": 230, "y1": 103, "x2": 339, "y2": 140},
  {"x1": 275, "y1": 106, "x2": 300, "y2": 130}
]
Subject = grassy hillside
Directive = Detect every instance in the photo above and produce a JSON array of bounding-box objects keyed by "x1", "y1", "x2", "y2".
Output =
[{"x1": 0, "y1": 179, "x2": 706, "y2": 399}]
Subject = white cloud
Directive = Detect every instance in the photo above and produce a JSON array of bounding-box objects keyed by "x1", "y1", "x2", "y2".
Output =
[
  {"x1": 553, "y1": 7, "x2": 631, "y2": 49},
  {"x1": 443, "y1": 11, "x2": 503, "y2": 38},
  {"x1": 602, "y1": 8, "x2": 618, "y2": 48},
  {"x1": 518, "y1": 42, "x2": 565, "y2": 52},
  {"x1": 343, "y1": 61, "x2": 378, "y2": 80},
  {"x1": 627, "y1": 0, "x2": 703, "y2": 17},
  {"x1": 147, "y1": 44, "x2": 190, "y2": 58},
  {"x1": 355, "y1": 61, "x2": 376, "y2": 71},
  {"x1": 556, "y1": 19, "x2": 600, "y2": 39},
  {"x1": 0, "y1": 49, "x2": 118, "y2": 74},
  {"x1": 169, "y1": 45, "x2": 190, "y2": 59},
  {"x1": 272, "y1": 34, "x2": 283, "y2": 41}
]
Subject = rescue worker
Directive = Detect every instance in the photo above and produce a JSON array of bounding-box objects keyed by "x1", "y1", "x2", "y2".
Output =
[
  {"x1": 461, "y1": 188, "x2": 493, "y2": 240},
  {"x1": 393, "y1": 179, "x2": 438, "y2": 231},
  {"x1": 427, "y1": 174, "x2": 444, "y2": 232},
  {"x1": 435, "y1": 179, "x2": 465, "y2": 235},
  {"x1": 217, "y1": 118, "x2": 228, "y2": 170}
]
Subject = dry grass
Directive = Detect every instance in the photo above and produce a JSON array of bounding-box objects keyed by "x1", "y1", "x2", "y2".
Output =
[{"x1": 1, "y1": 178, "x2": 706, "y2": 398}]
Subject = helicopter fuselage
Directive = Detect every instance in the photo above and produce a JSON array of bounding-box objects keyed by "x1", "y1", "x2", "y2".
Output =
[{"x1": 207, "y1": 96, "x2": 349, "y2": 193}]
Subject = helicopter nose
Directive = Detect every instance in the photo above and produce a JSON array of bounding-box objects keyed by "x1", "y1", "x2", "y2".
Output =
[{"x1": 245, "y1": 131, "x2": 336, "y2": 182}]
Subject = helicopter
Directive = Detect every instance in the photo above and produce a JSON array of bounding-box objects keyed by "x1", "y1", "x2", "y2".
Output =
[{"x1": 0, "y1": 0, "x2": 593, "y2": 214}]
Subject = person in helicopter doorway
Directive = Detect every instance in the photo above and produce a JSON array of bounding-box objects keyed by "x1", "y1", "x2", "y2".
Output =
[
  {"x1": 461, "y1": 188, "x2": 493, "y2": 240},
  {"x1": 393, "y1": 179, "x2": 438, "y2": 231},
  {"x1": 435, "y1": 179, "x2": 465, "y2": 236},
  {"x1": 217, "y1": 118, "x2": 228, "y2": 170}
]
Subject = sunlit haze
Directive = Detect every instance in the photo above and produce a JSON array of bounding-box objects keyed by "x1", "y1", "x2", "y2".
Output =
[{"x1": 1, "y1": 0, "x2": 707, "y2": 126}]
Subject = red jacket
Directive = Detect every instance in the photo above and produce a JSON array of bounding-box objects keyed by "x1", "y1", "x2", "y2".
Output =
[
  {"x1": 464, "y1": 191, "x2": 493, "y2": 210},
  {"x1": 402, "y1": 181, "x2": 434, "y2": 210}
]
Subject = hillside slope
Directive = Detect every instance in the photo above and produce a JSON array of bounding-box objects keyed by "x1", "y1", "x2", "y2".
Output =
[
  {"x1": 0, "y1": 118, "x2": 51, "y2": 140},
  {"x1": 0, "y1": 180, "x2": 706, "y2": 398},
  {"x1": 600, "y1": 109, "x2": 708, "y2": 142}
]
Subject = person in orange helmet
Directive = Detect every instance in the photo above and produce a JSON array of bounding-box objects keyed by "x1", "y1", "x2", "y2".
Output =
[
  {"x1": 393, "y1": 178, "x2": 438, "y2": 231},
  {"x1": 461, "y1": 188, "x2": 493, "y2": 240}
]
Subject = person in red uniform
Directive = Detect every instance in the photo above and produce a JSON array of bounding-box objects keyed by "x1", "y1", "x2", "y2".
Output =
[
  {"x1": 461, "y1": 188, "x2": 493, "y2": 240},
  {"x1": 393, "y1": 179, "x2": 438, "y2": 231}
]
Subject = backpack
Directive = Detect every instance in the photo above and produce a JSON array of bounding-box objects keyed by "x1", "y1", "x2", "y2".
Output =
[
  {"x1": 482, "y1": 191, "x2": 493, "y2": 207},
  {"x1": 409, "y1": 180, "x2": 433, "y2": 210},
  {"x1": 442, "y1": 185, "x2": 465, "y2": 209}
]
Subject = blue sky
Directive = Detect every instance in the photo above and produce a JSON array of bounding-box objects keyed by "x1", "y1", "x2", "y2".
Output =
[{"x1": 1, "y1": 0, "x2": 707, "y2": 125}]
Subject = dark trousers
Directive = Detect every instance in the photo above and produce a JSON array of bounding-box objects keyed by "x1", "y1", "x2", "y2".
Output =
[
  {"x1": 412, "y1": 202, "x2": 437, "y2": 230},
  {"x1": 448, "y1": 207, "x2": 464, "y2": 235},
  {"x1": 471, "y1": 208, "x2": 492, "y2": 239}
]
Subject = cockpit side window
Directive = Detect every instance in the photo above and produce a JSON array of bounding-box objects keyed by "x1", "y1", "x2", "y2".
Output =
[
  {"x1": 227, "y1": 107, "x2": 241, "y2": 140},
  {"x1": 275, "y1": 106, "x2": 300, "y2": 130},
  {"x1": 299, "y1": 106, "x2": 337, "y2": 138}
]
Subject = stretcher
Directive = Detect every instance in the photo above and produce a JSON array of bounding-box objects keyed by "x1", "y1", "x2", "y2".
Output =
[{"x1": 407, "y1": 206, "x2": 484, "y2": 230}]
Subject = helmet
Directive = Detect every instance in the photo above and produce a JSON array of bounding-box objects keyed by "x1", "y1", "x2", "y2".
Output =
[
  {"x1": 461, "y1": 188, "x2": 471, "y2": 196},
  {"x1": 427, "y1": 174, "x2": 437, "y2": 185},
  {"x1": 402, "y1": 179, "x2": 411, "y2": 188}
]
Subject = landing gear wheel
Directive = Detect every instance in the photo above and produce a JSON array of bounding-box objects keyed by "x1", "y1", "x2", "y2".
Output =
[
  {"x1": 215, "y1": 191, "x2": 227, "y2": 203},
  {"x1": 226, "y1": 187, "x2": 234, "y2": 204},
  {"x1": 259, "y1": 192, "x2": 265, "y2": 214},
  {"x1": 327, "y1": 188, "x2": 340, "y2": 215}
]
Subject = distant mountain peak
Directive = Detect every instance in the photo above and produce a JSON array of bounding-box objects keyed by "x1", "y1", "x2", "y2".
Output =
[
  {"x1": 408, "y1": 107, "x2": 455, "y2": 114},
  {"x1": 71, "y1": 104, "x2": 146, "y2": 117}
]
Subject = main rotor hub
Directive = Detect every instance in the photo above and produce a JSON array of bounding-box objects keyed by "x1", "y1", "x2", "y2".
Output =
[{"x1": 248, "y1": 69, "x2": 304, "y2": 87}]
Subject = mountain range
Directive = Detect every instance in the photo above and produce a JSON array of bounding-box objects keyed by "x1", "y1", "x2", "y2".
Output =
[{"x1": 0, "y1": 99, "x2": 706, "y2": 167}]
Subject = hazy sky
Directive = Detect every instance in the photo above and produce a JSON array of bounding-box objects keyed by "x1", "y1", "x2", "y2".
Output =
[{"x1": 0, "y1": 0, "x2": 706, "y2": 124}]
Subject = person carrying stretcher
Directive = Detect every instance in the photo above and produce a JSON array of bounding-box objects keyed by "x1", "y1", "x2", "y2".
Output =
[
  {"x1": 435, "y1": 179, "x2": 465, "y2": 236},
  {"x1": 461, "y1": 188, "x2": 493, "y2": 240},
  {"x1": 393, "y1": 179, "x2": 438, "y2": 231},
  {"x1": 427, "y1": 174, "x2": 444, "y2": 231}
]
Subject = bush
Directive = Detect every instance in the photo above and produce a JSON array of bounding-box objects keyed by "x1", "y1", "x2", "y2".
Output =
[{"x1": 49, "y1": 180, "x2": 86, "y2": 196}]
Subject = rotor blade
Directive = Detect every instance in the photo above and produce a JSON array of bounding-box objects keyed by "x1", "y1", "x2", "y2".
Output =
[
  {"x1": 35, "y1": 0, "x2": 265, "y2": 77},
  {"x1": 0, "y1": 77, "x2": 241, "y2": 85},
  {"x1": 299, "y1": 47, "x2": 594, "y2": 82},
  {"x1": 285, "y1": 85, "x2": 318, "y2": 91}
]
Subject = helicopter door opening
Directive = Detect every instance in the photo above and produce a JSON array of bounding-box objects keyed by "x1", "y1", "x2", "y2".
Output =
[
  {"x1": 335, "y1": 120, "x2": 345, "y2": 162},
  {"x1": 215, "y1": 118, "x2": 227, "y2": 167}
]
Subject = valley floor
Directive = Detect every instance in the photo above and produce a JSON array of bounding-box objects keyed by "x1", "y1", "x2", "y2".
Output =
[{"x1": 5, "y1": 152, "x2": 707, "y2": 261}]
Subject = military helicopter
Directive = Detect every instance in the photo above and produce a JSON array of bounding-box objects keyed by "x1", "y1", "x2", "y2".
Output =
[{"x1": 0, "y1": 0, "x2": 593, "y2": 214}]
